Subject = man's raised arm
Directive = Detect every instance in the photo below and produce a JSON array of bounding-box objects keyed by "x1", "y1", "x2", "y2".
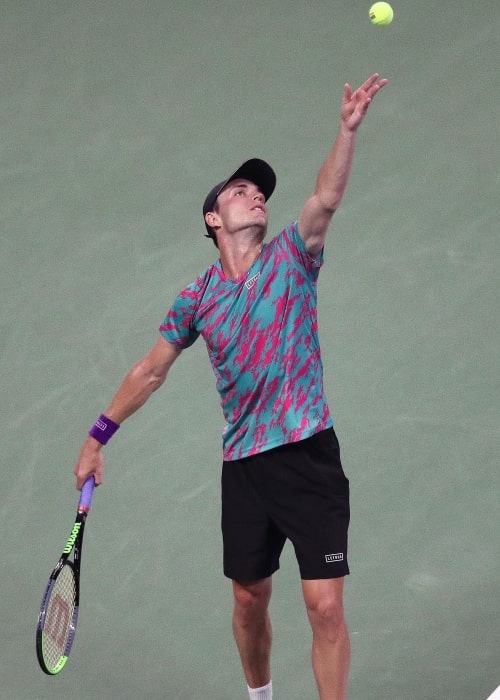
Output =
[{"x1": 298, "y1": 73, "x2": 388, "y2": 257}]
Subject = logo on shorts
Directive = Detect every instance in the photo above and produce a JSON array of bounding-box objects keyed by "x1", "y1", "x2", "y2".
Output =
[{"x1": 325, "y1": 553, "x2": 344, "y2": 563}]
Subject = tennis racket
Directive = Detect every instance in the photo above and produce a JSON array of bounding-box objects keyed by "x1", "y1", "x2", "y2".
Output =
[{"x1": 36, "y1": 476, "x2": 95, "y2": 674}]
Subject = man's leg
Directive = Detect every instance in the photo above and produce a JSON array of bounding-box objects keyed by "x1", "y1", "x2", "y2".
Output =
[
  {"x1": 232, "y1": 577, "x2": 273, "y2": 689},
  {"x1": 302, "y1": 577, "x2": 350, "y2": 700}
]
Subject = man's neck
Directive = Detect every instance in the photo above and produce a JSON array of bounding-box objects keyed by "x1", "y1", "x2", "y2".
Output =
[
  {"x1": 219, "y1": 242, "x2": 263, "y2": 280},
  {"x1": 218, "y1": 230, "x2": 266, "y2": 280}
]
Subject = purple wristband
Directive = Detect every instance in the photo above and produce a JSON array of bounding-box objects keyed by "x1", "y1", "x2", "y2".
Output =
[{"x1": 88, "y1": 414, "x2": 120, "y2": 445}]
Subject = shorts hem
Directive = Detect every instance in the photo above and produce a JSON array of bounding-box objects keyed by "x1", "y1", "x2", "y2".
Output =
[
  {"x1": 223, "y1": 564, "x2": 280, "y2": 583},
  {"x1": 300, "y1": 565, "x2": 350, "y2": 581}
]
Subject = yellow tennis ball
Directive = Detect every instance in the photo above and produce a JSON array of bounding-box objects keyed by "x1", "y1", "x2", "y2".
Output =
[{"x1": 369, "y1": 2, "x2": 394, "y2": 26}]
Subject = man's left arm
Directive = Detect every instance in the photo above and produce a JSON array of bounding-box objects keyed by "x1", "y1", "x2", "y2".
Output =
[{"x1": 298, "y1": 73, "x2": 388, "y2": 258}]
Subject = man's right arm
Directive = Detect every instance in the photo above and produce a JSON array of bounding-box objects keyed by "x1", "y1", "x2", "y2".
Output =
[{"x1": 74, "y1": 335, "x2": 182, "y2": 489}]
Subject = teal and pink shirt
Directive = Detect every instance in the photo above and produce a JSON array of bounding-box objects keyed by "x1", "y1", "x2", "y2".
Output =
[{"x1": 159, "y1": 221, "x2": 333, "y2": 461}]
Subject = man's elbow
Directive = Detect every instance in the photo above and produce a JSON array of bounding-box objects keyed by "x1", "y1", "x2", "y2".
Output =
[{"x1": 317, "y1": 189, "x2": 342, "y2": 215}]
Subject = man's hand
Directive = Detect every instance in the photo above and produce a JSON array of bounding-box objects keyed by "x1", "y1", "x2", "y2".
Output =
[
  {"x1": 74, "y1": 436, "x2": 104, "y2": 490},
  {"x1": 341, "y1": 73, "x2": 388, "y2": 132}
]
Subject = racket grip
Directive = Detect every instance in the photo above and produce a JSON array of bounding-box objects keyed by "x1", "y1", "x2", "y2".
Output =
[{"x1": 78, "y1": 476, "x2": 95, "y2": 511}]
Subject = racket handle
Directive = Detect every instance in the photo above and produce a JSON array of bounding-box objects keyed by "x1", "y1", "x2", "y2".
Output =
[{"x1": 78, "y1": 476, "x2": 95, "y2": 512}]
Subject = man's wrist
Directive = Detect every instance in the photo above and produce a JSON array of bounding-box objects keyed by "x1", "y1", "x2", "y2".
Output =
[
  {"x1": 88, "y1": 414, "x2": 120, "y2": 445},
  {"x1": 338, "y1": 120, "x2": 358, "y2": 138}
]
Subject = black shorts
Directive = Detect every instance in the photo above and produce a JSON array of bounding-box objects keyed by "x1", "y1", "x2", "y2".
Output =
[{"x1": 221, "y1": 428, "x2": 350, "y2": 582}]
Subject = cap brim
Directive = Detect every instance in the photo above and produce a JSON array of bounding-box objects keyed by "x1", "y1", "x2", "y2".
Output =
[{"x1": 222, "y1": 158, "x2": 276, "y2": 203}]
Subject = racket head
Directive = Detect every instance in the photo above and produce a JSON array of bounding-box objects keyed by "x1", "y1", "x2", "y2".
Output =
[{"x1": 36, "y1": 560, "x2": 80, "y2": 674}]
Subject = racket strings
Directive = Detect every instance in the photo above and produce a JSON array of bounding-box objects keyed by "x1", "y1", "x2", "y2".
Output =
[{"x1": 41, "y1": 564, "x2": 77, "y2": 670}]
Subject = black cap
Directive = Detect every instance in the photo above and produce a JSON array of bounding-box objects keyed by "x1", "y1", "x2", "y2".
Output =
[{"x1": 202, "y1": 158, "x2": 276, "y2": 239}]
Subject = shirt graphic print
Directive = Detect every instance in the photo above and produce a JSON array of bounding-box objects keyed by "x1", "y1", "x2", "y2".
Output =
[{"x1": 160, "y1": 221, "x2": 333, "y2": 460}]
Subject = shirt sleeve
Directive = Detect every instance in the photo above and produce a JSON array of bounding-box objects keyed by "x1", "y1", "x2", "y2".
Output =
[
  {"x1": 159, "y1": 282, "x2": 201, "y2": 349},
  {"x1": 280, "y1": 220, "x2": 324, "y2": 280}
]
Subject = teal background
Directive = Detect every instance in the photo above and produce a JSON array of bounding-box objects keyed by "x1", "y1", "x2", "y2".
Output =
[{"x1": 1, "y1": 1, "x2": 498, "y2": 698}]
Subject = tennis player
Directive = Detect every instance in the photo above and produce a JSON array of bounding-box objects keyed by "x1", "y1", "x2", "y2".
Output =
[{"x1": 74, "y1": 73, "x2": 387, "y2": 700}]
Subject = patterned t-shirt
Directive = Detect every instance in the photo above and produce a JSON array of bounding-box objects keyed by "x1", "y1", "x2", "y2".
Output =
[{"x1": 159, "y1": 221, "x2": 333, "y2": 460}]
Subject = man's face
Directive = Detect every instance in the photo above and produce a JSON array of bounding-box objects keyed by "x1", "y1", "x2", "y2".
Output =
[{"x1": 212, "y1": 178, "x2": 268, "y2": 235}]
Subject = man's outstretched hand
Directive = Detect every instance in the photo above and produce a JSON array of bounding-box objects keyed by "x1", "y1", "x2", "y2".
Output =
[{"x1": 341, "y1": 73, "x2": 388, "y2": 131}]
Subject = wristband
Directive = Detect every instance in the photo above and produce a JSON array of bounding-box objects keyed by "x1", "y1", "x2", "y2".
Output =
[{"x1": 88, "y1": 414, "x2": 120, "y2": 445}]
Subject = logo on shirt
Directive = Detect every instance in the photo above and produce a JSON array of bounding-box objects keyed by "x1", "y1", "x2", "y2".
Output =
[
  {"x1": 245, "y1": 271, "x2": 261, "y2": 290},
  {"x1": 325, "y1": 553, "x2": 344, "y2": 563}
]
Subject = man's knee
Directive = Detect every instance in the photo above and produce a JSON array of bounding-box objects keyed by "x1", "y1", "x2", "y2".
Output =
[
  {"x1": 308, "y1": 599, "x2": 346, "y2": 643},
  {"x1": 303, "y1": 579, "x2": 346, "y2": 642},
  {"x1": 233, "y1": 578, "x2": 273, "y2": 618}
]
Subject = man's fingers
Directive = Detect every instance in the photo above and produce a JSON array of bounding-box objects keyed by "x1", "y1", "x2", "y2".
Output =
[
  {"x1": 369, "y1": 77, "x2": 388, "y2": 97},
  {"x1": 344, "y1": 83, "x2": 353, "y2": 101},
  {"x1": 360, "y1": 73, "x2": 381, "y2": 91}
]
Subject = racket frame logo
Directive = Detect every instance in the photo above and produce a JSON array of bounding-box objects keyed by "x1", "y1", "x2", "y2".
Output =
[{"x1": 63, "y1": 523, "x2": 82, "y2": 554}]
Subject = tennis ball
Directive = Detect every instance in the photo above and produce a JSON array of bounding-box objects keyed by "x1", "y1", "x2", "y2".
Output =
[{"x1": 369, "y1": 2, "x2": 394, "y2": 26}]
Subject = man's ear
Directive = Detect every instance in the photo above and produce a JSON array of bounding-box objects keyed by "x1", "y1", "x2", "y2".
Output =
[{"x1": 205, "y1": 211, "x2": 220, "y2": 230}]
